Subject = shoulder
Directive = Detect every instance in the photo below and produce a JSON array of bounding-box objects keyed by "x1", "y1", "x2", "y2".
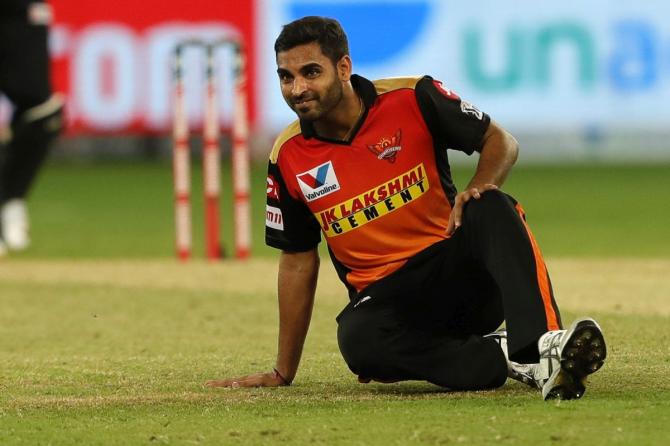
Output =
[
  {"x1": 372, "y1": 76, "x2": 427, "y2": 95},
  {"x1": 269, "y1": 120, "x2": 302, "y2": 164}
]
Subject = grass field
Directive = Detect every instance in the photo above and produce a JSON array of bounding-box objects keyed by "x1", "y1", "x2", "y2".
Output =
[
  {"x1": 1, "y1": 161, "x2": 670, "y2": 445},
  {"x1": 15, "y1": 161, "x2": 670, "y2": 259}
]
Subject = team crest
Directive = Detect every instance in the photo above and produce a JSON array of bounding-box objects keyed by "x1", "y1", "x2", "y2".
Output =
[{"x1": 367, "y1": 129, "x2": 402, "y2": 163}]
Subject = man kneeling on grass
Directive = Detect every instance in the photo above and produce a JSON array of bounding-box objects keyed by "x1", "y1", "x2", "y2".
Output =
[{"x1": 207, "y1": 16, "x2": 607, "y2": 400}]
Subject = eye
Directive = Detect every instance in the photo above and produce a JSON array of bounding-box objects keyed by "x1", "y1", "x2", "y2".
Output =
[
  {"x1": 306, "y1": 67, "x2": 321, "y2": 78},
  {"x1": 278, "y1": 72, "x2": 293, "y2": 84}
]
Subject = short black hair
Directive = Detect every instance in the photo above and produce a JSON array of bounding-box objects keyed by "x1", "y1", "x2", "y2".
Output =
[{"x1": 274, "y1": 16, "x2": 349, "y2": 65}]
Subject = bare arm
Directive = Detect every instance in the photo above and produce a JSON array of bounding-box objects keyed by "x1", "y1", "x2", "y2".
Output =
[
  {"x1": 446, "y1": 120, "x2": 519, "y2": 234},
  {"x1": 466, "y1": 119, "x2": 519, "y2": 189},
  {"x1": 275, "y1": 248, "x2": 320, "y2": 382},
  {"x1": 206, "y1": 248, "x2": 320, "y2": 388}
]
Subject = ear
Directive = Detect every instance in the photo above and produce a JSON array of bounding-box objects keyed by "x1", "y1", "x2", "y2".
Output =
[{"x1": 337, "y1": 55, "x2": 353, "y2": 82}]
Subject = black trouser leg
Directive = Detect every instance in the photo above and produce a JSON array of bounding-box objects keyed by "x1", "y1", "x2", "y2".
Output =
[
  {"x1": 460, "y1": 190, "x2": 562, "y2": 363},
  {"x1": 0, "y1": 101, "x2": 63, "y2": 202},
  {"x1": 0, "y1": 19, "x2": 59, "y2": 203},
  {"x1": 337, "y1": 295, "x2": 508, "y2": 390},
  {"x1": 336, "y1": 238, "x2": 508, "y2": 390}
]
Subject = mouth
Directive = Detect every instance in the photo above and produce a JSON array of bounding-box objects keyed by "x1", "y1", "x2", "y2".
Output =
[
  {"x1": 293, "y1": 97, "x2": 316, "y2": 107},
  {"x1": 293, "y1": 101, "x2": 316, "y2": 115}
]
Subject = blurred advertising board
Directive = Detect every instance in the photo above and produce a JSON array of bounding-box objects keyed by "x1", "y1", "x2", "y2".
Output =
[
  {"x1": 49, "y1": 0, "x2": 256, "y2": 133},
  {"x1": 260, "y1": 0, "x2": 670, "y2": 142},
  {"x1": 22, "y1": 0, "x2": 668, "y2": 160}
]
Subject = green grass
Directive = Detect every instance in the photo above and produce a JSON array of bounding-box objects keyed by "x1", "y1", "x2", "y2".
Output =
[
  {"x1": 2, "y1": 161, "x2": 670, "y2": 444},
  {"x1": 17, "y1": 160, "x2": 670, "y2": 259},
  {"x1": 0, "y1": 261, "x2": 669, "y2": 445},
  {"x1": 501, "y1": 164, "x2": 670, "y2": 257},
  {"x1": 22, "y1": 160, "x2": 261, "y2": 259}
]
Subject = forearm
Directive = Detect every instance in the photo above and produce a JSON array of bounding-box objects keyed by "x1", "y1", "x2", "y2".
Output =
[
  {"x1": 468, "y1": 120, "x2": 519, "y2": 189},
  {"x1": 275, "y1": 249, "x2": 320, "y2": 382}
]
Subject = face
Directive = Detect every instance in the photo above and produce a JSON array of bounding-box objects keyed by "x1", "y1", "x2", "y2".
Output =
[{"x1": 276, "y1": 42, "x2": 348, "y2": 122}]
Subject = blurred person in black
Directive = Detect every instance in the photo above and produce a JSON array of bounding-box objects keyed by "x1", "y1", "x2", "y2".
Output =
[{"x1": 0, "y1": 0, "x2": 63, "y2": 256}]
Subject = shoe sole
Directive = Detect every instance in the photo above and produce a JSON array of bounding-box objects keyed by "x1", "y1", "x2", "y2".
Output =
[{"x1": 542, "y1": 318, "x2": 607, "y2": 400}]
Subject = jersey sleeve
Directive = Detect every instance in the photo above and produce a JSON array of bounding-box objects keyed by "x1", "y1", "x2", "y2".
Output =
[
  {"x1": 415, "y1": 76, "x2": 491, "y2": 155},
  {"x1": 265, "y1": 160, "x2": 321, "y2": 252}
]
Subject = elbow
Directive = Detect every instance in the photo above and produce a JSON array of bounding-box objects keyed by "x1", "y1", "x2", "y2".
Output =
[
  {"x1": 281, "y1": 248, "x2": 320, "y2": 273},
  {"x1": 493, "y1": 124, "x2": 519, "y2": 166},
  {"x1": 506, "y1": 131, "x2": 519, "y2": 165},
  {"x1": 311, "y1": 252, "x2": 321, "y2": 272},
  {"x1": 481, "y1": 120, "x2": 519, "y2": 165}
]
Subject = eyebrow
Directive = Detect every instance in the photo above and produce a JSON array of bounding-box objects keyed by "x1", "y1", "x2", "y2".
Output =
[
  {"x1": 299, "y1": 63, "x2": 322, "y2": 74},
  {"x1": 276, "y1": 62, "x2": 324, "y2": 76}
]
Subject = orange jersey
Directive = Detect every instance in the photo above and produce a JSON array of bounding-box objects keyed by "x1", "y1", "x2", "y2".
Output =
[{"x1": 265, "y1": 75, "x2": 490, "y2": 293}]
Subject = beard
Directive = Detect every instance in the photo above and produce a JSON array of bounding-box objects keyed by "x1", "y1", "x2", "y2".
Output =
[{"x1": 287, "y1": 78, "x2": 343, "y2": 122}]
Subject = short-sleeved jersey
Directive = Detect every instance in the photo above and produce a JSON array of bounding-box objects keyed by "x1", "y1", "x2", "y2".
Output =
[{"x1": 265, "y1": 74, "x2": 490, "y2": 295}]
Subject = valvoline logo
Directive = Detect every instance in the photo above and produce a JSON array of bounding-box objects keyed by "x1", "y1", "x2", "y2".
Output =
[
  {"x1": 288, "y1": 1, "x2": 432, "y2": 66},
  {"x1": 296, "y1": 161, "x2": 340, "y2": 202}
]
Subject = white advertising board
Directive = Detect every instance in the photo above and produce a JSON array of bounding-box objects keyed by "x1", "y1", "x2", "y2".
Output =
[{"x1": 260, "y1": 0, "x2": 670, "y2": 140}]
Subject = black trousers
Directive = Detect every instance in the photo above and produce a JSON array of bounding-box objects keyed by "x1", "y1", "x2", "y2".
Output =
[
  {"x1": 0, "y1": 12, "x2": 55, "y2": 202},
  {"x1": 336, "y1": 190, "x2": 562, "y2": 390}
]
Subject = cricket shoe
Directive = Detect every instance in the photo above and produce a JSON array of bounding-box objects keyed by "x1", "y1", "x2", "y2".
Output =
[
  {"x1": 1, "y1": 199, "x2": 30, "y2": 251},
  {"x1": 537, "y1": 318, "x2": 607, "y2": 400},
  {"x1": 485, "y1": 330, "x2": 540, "y2": 389}
]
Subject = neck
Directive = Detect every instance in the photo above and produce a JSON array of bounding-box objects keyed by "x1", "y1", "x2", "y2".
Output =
[{"x1": 313, "y1": 83, "x2": 362, "y2": 140}]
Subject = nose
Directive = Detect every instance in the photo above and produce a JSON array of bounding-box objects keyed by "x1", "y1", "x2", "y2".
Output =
[{"x1": 292, "y1": 77, "x2": 308, "y2": 97}]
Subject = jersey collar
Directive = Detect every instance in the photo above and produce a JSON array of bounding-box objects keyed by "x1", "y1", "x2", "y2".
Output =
[{"x1": 300, "y1": 74, "x2": 377, "y2": 142}]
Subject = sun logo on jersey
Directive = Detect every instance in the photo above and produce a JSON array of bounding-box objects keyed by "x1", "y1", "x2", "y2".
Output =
[{"x1": 367, "y1": 129, "x2": 402, "y2": 163}]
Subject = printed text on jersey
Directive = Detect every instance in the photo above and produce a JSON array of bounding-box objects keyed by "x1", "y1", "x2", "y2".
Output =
[{"x1": 317, "y1": 163, "x2": 428, "y2": 237}]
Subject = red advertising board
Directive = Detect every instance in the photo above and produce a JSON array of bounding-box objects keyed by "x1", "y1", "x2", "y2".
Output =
[{"x1": 49, "y1": 0, "x2": 257, "y2": 134}]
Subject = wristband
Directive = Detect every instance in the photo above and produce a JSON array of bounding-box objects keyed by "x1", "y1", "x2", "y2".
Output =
[{"x1": 273, "y1": 368, "x2": 291, "y2": 386}]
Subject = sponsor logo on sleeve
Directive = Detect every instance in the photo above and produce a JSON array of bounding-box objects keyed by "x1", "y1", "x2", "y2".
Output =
[
  {"x1": 367, "y1": 129, "x2": 402, "y2": 163},
  {"x1": 266, "y1": 175, "x2": 280, "y2": 200},
  {"x1": 460, "y1": 101, "x2": 484, "y2": 120},
  {"x1": 266, "y1": 205, "x2": 284, "y2": 230},
  {"x1": 432, "y1": 80, "x2": 460, "y2": 101},
  {"x1": 296, "y1": 161, "x2": 340, "y2": 202}
]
